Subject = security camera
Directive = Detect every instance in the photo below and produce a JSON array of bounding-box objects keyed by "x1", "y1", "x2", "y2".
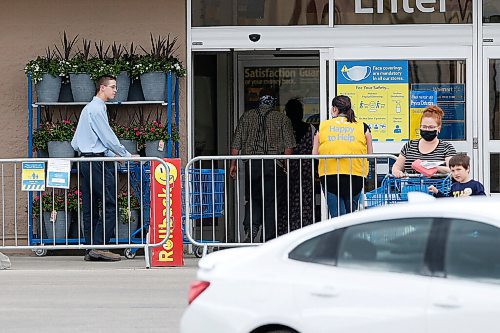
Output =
[{"x1": 249, "y1": 34, "x2": 261, "y2": 42}]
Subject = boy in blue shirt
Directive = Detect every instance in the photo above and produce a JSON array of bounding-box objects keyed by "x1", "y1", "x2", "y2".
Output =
[{"x1": 429, "y1": 153, "x2": 486, "y2": 197}]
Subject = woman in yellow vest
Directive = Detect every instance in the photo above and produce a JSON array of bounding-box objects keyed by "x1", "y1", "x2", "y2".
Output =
[{"x1": 313, "y1": 95, "x2": 373, "y2": 218}]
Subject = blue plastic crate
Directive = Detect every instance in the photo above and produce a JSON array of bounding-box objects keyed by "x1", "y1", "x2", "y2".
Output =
[
  {"x1": 183, "y1": 169, "x2": 225, "y2": 219},
  {"x1": 365, "y1": 174, "x2": 452, "y2": 208}
]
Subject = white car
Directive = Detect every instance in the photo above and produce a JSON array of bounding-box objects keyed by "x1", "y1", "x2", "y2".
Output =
[{"x1": 181, "y1": 197, "x2": 500, "y2": 333}]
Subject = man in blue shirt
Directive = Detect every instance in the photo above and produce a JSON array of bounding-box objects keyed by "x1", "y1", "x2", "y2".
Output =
[{"x1": 72, "y1": 75, "x2": 132, "y2": 262}]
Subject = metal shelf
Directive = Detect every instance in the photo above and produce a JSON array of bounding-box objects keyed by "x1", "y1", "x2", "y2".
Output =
[{"x1": 32, "y1": 101, "x2": 171, "y2": 107}]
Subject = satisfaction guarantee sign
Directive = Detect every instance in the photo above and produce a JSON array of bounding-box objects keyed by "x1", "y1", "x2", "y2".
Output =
[{"x1": 149, "y1": 158, "x2": 184, "y2": 267}]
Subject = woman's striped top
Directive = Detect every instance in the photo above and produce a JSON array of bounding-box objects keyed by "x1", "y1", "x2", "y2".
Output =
[{"x1": 400, "y1": 139, "x2": 456, "y2": 173}]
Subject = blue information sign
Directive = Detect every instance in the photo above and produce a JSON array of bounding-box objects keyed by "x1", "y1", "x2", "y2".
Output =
[
  {"x1": 411, "y1": 83, "x2": 465, "y2": 102},
  {"x1": 337, "y1": 60, "x2": 409, "y2": 84}
]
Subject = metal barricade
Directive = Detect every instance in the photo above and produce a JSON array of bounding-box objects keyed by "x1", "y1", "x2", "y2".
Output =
[
  {"x1": 184, "y1": 154, "x2": 398, "y2": 255},
  {"x1": 0, "y1": 157, "x2": 171, "y2": 268}
]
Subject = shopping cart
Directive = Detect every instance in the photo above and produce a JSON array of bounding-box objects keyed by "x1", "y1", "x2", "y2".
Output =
[
  {"x1": 365, "y1": 174, "x2": 452, "y2": 208},
  {"x1": 182, "y1": 168, "x2": 225, "y2": 257}
]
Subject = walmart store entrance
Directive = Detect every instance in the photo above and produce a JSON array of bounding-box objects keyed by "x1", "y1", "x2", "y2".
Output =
[{"x1": 192, "y1": 50, "x2": 320, "y2": 157}]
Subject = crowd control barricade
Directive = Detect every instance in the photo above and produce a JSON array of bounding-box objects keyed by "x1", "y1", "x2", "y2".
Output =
[
  {"x1": 0, "y1": 157, "x2": 172, "y2": 268},
  {"x1": 184, "y1": 154, "x2": 398, "y2": 255}
]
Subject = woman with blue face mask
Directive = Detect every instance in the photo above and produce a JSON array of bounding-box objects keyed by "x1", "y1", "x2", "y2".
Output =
[{"x1": 392, "y1": 105, "x2": 456, "y2": 177}]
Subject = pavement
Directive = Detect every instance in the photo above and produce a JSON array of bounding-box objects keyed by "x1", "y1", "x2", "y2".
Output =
[{"x1": 0, "y1": 254, "x2": 199, "y2": 333}]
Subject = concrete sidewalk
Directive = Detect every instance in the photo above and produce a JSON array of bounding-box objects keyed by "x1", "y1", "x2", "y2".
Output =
[{"x1": 0, "y1": 255, "x2": 198, "y2": 333}]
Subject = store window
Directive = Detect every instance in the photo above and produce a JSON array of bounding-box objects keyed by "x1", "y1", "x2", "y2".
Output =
[
  {"x1": 484, "y1": 1, "x2": 500, "y2": 23},
  {"x1": 334, "y1": 0, "x2": 472, "y2": 25},
  {"x1": 192, "y1": 0, "x2": 328, "y2": 26},
  {"x1": 335, "y1": 60, "x2": 466, "y2": 142}
]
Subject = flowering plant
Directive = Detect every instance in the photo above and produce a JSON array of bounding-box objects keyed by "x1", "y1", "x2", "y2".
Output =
[
  {"x1": 32, "y1": 188, "x2": 81, "y2": 217},
  {"x1": 32, "y1": 123, "x2": 52, "y2": 151},
  {"x1": 140, "y1": 121, "x2": 179, "y2": 142},
  {"x1": 111, "y1": 123, "x2": 142, "y2": 141},
  {"x1": 47, "y1": 120, "x2": 76, "y2": 142},
  {"x1": 117, "y1": 191, "x2": 141, "y2": 223},
  {"x1": 24, "y1": 51, "x2": 65, "y2": 83}
]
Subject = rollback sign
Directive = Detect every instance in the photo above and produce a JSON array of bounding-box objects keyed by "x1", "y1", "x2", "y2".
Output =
[{"x1": 149, "y1": 159, "x2": 184, "y2": 267}]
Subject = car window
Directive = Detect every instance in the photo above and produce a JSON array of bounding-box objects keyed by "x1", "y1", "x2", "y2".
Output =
[
  {"x1": 337, "y1": 218, "x2": 433, "y2": 275},
  {"x1": 288, "y1": 228, "x2": 343, "y2": 266},
  {"x1": 445, "y1": 219, "x2": 500, "y2": 283}
]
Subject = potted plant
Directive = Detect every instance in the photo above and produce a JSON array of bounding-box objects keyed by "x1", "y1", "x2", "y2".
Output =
[
  {"x1": 24, "y1": 47, "x2": 65, "y2": 103},
  {"x1": 116, "y1": 191, "x2": 141, "y2": 239},
  {"x1": 32, "y1": 190, "x2": 72, "y2": 240},
  {"x1": 69, "y1": 38, "x2": 95, "y2": 102},
  {"x1": 54, "y1": 31, "x2": 79, "y2": 102},
  {"x1": 135, "y1": 34, "x2": 183, "y2": 101},
  {"x1": 111, "y1": 122, "x2": 141, "y2": 155},
  {"x1": 46, "y1": 120, "x2": 76, "y2": 158},
  {"x1": 141, "y1": 120, "x2": 179, "y2": 158},
  {"x1": 108, "y1": 42, "x2": 131, "y2": 102},
  {"x1": 32, "y1": 122, "x2": 52, "y2": 157}
]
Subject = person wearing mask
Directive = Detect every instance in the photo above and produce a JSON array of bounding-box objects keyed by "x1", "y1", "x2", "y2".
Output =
[
  {"x1": 392, "y1": 105, "x2": 456, "y2": 177},
  {"x1": 230, "y1": 95, "x2": 296, "y2": 242},
  {"x1": 279, "y1": 98, "x2": 317, "y2": 234},
  {"x1": 313, "y1": 95, "x2": 373, "y2": 218}
]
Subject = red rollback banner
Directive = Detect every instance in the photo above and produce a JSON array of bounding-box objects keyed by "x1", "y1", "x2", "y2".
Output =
[{"x1": 149, "y1": 158, "x2": 184, "y2": 267}]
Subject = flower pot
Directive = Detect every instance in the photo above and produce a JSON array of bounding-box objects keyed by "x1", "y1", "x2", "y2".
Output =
[
  {"x1": 140, "y1": 71, "x2": 166, "y2": 101},
  {"x1": 58, "y1": 79, "x2": 74, "y2": 102},
  {"x1": 116, "y1": 209, "x2": 139, "y2": 239},
  {"x1": 145, "y1": 140, "x2": 168, "y2": 158},
  {"x1": 109, "y1": 71, "x2": 130, "y2": 103},
  {"x1": 48, "y1": 141, "x2": 75, "y2": 158},
  {"x1": 119, "y1": 139, "x2": 138, "y2": 155},
  {"x1": 35, "y1": 74, "x2": 62, "y2": 103},
  {"x1": 42, "y1": 211, "x2": 72, "y2": 240},
  {"x1": 36, "y1": 149, "x2": 49, "y2": 158},
  {"x1": 70, "y1": 73, "x2": 95, "y2": 102},
  {"x1": 128, "y1": 77, "x2": 145, "y2": 101}
]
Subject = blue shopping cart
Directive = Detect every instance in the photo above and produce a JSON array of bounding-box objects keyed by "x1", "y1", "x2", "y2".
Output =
[
  {"x1": 365, "y1": 174, "x2": 452, "y2": 208},
  {"x1": 182, "y1": 168, "x2": 225, "y2": 257}
]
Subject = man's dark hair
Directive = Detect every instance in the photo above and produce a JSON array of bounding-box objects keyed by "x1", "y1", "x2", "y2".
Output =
[
  {"x1": 449, "y1": 153, "x2": 470, "y2": 169},
  {"x1": 96, "y1": 75, "x2": 117, "y2": 93}
]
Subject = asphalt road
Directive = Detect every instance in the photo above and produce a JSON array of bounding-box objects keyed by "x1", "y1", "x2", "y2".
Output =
[{"x1": 0, "y1": 254, "x2": 198, "y2": 333}]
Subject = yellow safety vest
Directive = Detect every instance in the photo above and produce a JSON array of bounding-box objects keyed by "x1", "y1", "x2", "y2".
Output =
[{"x1": 318, "y1": 117, "x2": 369, "y2": 177}]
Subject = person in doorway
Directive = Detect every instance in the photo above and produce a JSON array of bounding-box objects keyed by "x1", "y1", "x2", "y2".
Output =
[
  {"x1": 229, "y1": 94, "x2": 296, "y2": 242},
  {"x1": 392, "y1": 105, "x2": 456, "y2": 177},
  {"x1": 71, "y1": 75, "x2": 132, "y2": 262},
  {"x1": 428, "y1": 153, "x2": 486, "y2": 197},
  {"x1": 312, "y1": 95, "x2": 373, "y2": 218},
  {"x1": 278, "y1": 98, "x2": 317, "y2": 235}
]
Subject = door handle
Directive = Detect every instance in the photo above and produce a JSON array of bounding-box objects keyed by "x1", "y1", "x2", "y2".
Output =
[
  {"x1": 310, "y1": 286, "x2": 338, "y2": 298},
  {"x1": 433, "y1": 295, "x2": 461, "y2": 309}
]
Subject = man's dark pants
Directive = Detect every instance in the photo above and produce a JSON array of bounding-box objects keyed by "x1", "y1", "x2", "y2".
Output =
[
  {"x1": 243, "y1": 159, "x2": 286, "y2": 242},
  {"x1": 80, "y1": 160, "x2": 117, "y2": 245}
]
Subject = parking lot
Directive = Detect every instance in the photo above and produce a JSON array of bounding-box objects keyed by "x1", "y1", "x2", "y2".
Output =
[{"x1": 0, "y1": 254, "x2": 198, "y2": 333}]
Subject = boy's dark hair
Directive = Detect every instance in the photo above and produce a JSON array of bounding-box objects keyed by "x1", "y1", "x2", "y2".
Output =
[
  {"x1": 449, "y1": 153, "x2": 470, "y2": 169},
  {"x1": 95, "y1": 75, "x2": 117, "y2": 93}
]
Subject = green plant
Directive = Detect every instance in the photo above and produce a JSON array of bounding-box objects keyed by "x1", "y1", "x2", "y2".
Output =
[
  {"x1": 111, "y1": 123, "x2": 142, "y2": 141},
  {"x1": 32, "y1": 188, "x2": 81, "y2": 217},
  {"x1": 24, "y1": 48, "x2": 65, "y2": 83},
  {"x1": 32, "y1": 123, "x2": 52, "y2": 151},
  {"x1": 47, "y1": 120, "x2": 76, "y2": 142},
  {"x1": 140, "y1": 121, "x2": 179, "y2": 142},
  {"x1": 117, "y1": 191, "x2": 141, "y2": 223},
  {"x1": 109, "y1": 42, "x2": 131, "y2": 75},
  {"x1": 68, "y1": 39, "x2": 93, "y2": 73}
]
